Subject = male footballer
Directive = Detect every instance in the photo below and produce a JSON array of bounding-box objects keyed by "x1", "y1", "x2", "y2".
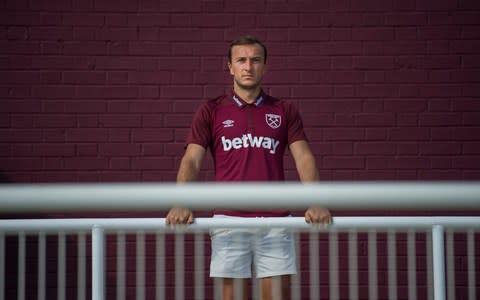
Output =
[{"x1": 167, "y1": 35, "x2": 332, "y2": 300}]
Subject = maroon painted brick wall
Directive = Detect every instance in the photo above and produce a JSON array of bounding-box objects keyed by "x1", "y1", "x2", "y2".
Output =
[
  {"x1": 1, "y1": 1, "x2": 480, "y2": 299},
  {"x1": 1, "y1": 0, "x2": 480, "y2": 183}
]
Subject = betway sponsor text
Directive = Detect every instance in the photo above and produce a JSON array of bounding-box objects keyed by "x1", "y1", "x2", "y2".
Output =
[{"x1": 221, "y1": 134, "x2": 280, "y2": 154}]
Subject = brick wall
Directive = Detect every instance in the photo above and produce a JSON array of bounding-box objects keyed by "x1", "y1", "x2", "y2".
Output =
[
  {"x1": 1, "y1": 0, "x2": 480, "y2": 299},
  {"x1": 1, "y1": 0, "x2": 479, "y2": 183}
]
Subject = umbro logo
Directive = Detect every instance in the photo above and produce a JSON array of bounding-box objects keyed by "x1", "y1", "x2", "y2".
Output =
[{"x1": 222, "y1": 119, "x2": 235, "y2": 128}]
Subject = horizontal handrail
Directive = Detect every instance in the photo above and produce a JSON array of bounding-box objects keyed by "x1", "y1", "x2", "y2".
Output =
[
  {"x1": 1, "y1": 217, "x2": 479, "y2": 233},
  {"x1": 0, "y1": 181, "x2": 480, "y2": 212}
]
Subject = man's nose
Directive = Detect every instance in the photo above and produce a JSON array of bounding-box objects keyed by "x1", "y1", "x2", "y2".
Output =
[{"x1": 243, "y1": 59, "x2": 253, "y2": 71}]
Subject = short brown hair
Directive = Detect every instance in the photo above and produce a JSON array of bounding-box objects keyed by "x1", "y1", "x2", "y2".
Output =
[{"x1": 228, "y1": 35, "x2": 267, "y2": 64}]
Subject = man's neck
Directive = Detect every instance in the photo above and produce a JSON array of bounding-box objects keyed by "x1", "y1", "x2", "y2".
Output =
[{"x1": 234, "y1": 86, "x2": 261, "y2": 104}]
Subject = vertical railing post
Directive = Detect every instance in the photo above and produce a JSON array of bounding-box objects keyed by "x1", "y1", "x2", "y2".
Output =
[
  {"x1": 92, "y1": 226, "x2": 105, "y2": 300},
  {"x1": 18, "y1": 232, "x2": 25, "y2": 300},
  {"x1": 77, "y1": 233, "x2": 86, "y2": 300},
  {"x1": 329, "y1": 230, "x2": 339, "y2": 300},
  {"x1": 348, "y1": 230, "x2": 358, "y2": 300},
  {"x1": 116, "y1": 231, "x2": 126, "y2": 300},
  {"x1": 57, "y1": 232, "x2": 66, "y2": 300},
  {"x1": 0, "y1": 233, "x2": 4, "y2": 300},
  {"x1": 136, "y1": 231, "x2": 146, "y2": 300},
  {"x1": 368, "y1": 230, "x2": 378, "y2": 300},
  {"x1": 38, "y1": 232, "x2": 46, "y2": 300},
  {"x1": 432, "y1": 225, "x2": 446, "y2": 300},
  {"x1": 467, "y1": 229, "x2": 476, "y2": 300},
  {"x1": 155, "y1": 232, "x2": 165, "y2": 300},
  {"x1": 194, "y1": 232, "x2": 205, "y2": 300},
  {"x1": 387, "y1": 230, "x2": 397, "y2": 300},
  {"x1": 309, "y1": 231, "x2": 319, "y2": 300},
  {"x1": 175, "y1": 231, "x2": 185, "y2": 300}
]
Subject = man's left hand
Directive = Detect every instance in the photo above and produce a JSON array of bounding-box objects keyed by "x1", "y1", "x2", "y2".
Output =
[{"x1": 305, "y1": 206, "x2": 332, "y2": 224}]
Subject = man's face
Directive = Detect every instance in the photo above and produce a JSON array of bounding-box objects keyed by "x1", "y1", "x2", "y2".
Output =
[{"x1": 228, "y1": 44, "x2": 266, "y2": 91}]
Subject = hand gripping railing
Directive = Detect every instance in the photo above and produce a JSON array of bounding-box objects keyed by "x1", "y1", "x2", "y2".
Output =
[{"x1": 1, "y1": 181, "x2": 480, "y2": 300}]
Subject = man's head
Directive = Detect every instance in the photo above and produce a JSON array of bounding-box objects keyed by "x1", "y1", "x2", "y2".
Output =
[
  {"x1": 228, "y1": 35, "x2": 267, "y2": 64},
  {"x1": 228, "y1": 36, "x2": 267, "y2": 92}
]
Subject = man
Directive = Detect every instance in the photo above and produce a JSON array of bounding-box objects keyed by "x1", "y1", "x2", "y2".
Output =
[{"x1": 166, "y1": 36, "x2": 332, "y2": 300}]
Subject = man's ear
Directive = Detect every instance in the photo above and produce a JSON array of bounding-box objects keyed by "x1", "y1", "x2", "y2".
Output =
[
  {"x1": 261, "y1": 62, "x2": 267, "y2": 77},
  {"x1": 228, "y1": 62, "x2": 233, "y2": 75}
]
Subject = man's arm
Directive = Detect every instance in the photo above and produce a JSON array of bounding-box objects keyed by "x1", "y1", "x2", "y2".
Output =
[
  {"x1": 289, "y1": 140, "x2": 319, "y2": 182},
  {"x1": 289, "y1": 140, "x2": 332, "y2": 224},
  {"x1": 166, "y1": 144, "x2": 206, "y2": 225},
  {"x1": 176, "y1": 143, "x2": 206, "y2": 183}
]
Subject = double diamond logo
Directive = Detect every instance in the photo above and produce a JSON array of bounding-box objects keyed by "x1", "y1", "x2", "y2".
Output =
[{"x1": 222, "y1": 120, "x2": 235, "y2": 128}]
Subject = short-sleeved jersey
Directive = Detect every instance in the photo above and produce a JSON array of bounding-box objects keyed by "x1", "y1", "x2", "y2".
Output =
[{"x1": 186, "y1": 90, "x2": 307, "y2": 217}]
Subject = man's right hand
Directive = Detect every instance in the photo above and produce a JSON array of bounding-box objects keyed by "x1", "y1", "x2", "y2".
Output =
[{"x1": 165, "y1": 207, "x2": 194, "y2": 225}]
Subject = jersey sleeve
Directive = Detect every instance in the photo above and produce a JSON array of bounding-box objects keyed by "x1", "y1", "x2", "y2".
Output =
[
  {"x1": 185, "y1": 101, "x2": 212, "y2": 149},
  {"x1": 285, "y1": 101, "x2": 308, "y2": 145}
]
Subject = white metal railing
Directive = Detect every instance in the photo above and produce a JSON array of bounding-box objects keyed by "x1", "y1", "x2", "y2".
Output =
[
  {"x1": 0, "y1": 182, "x2": 479, "y2": 300},
  {"x1": 0, "y1": 217, "x2": 479, "y2": 300},
  {"x1": 1, "y1": 182, "x2": 480, "y2": 212}
]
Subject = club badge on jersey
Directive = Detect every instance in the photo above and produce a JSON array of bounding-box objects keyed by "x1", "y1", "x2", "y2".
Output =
[{"x1": 265, "y1": 114, "x2": 281, "y2": 129}]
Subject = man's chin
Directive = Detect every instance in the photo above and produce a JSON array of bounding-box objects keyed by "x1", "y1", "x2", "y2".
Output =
[{"x1": 236, "y1": 80, "x2": 261, "y2": 91}]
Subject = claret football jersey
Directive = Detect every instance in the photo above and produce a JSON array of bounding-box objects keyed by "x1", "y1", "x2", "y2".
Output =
[{"x1": 186, "y1": 89, "x2": 308, "y2": 217}]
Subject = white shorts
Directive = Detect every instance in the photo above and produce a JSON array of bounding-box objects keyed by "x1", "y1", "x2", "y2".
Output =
[{"x1": 209, "y1": 216, "x2": 297, "y2": 279}]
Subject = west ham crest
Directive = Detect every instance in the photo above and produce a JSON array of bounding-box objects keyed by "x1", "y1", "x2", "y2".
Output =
[{"x1": 265, "y1": 113, "x2": 281, "y2": 129}]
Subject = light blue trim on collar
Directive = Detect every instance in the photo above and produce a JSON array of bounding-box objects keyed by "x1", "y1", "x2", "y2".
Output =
[
  {"x1": 232, "y1": 94, "x2": 264, "y2": 107},
  {"x1": 254, "y1": 96, "x2": 264, "y2": 106},
  {"x1": 232, "y1": 95, "x2": 243, "y2": 107}
]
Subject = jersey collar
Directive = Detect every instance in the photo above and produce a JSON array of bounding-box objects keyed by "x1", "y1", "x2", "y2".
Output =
[{"x1": 230, "y1": 90, "x2": 266, "y2": 108}]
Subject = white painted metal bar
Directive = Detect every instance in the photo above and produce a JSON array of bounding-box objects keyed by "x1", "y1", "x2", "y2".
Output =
[
  {"x1": 175, "y1": 232, "x2": 185, "y2": 300},
  {"x1": 387, "y1": 230, "x2": 397, "y2": 300},
  {"x1": 426, "y1": 231, "x2": 433, "y2": 300},
  {"x1": 348, "y1": 230, "x2": 358, "y2": 300},
  {"x1": 329, "y1": 230, "x2": 339, "y2": 300},
  {"x1": 92, "y1": 226, "x2": 105, "y2": 300},
  {"x1": 0, "y1": 180, "x2": 478, "y2": 300},
  {"x1": 17, "y1": 232, "x2": 25, "y2": 300},
  {"x1": 155, "y1": 232, "x2": 165, "y2": 300},
  {"x1": 233, "y1": 278, "x2": 243, "y2": 300},
  {"x1": 232, "y1": 232, "x2": 244, "y2": 300},
  {"x1": 446, "y1": 230, "x2": 455, "y2": 300},
  {"x1": 37, "y1": 232, "x2": 46, "y2": 300},
  {"x1": 291, "y1": 232, "x2": 301, "y2": 300},
  {"x1": 213, "y1": 278, "x2": 222, "y2": 300},
  {"x1": 58, "y1": 232, "x2": 66, "y2": 300},
  {"x1": 0, "y1": 233, "x2": 3, "y2": 300},
  {"x1": 368, "y1": 230, "x2": 378, "y2": 300},
  {"x1": 432, "y1": 225, "x2": 446, "y2": 300},
  {"x1": 408, "y1": 230, "x2": 417, "y2": 300},
  {"x1": 272, "y1": 277, "x2": 281, "y2": 300},
  {"x1": 0, "y1": 216, "x2": 478, "y2": 300},
  {"x1": 309, "y1": 231, "x2": 320, "y2": 300},
  {"x1": 116, "y1": 231, "x2": 126, "y2": 300},
  {"x1": 467, "y1": 230, "x2": 476, "y2": 300},
  {"x1": 77, "y1": 233, "x2": 86, "y2": 300},
  {"x1": 1, "y1": 182, "x2": 479, "y2": 212},
  {"x1": 194, "y1": 232, "x2": 204, "y2": 300},
  {"x1": 1, "y1": 216, "x2": 480, "y2": 233},
  {"x1": 136, "y1": 231, "x2": 146, "y2": 300},
  {"x1": 252, "y1": 272, "x2": 259, "y2": 300}
]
